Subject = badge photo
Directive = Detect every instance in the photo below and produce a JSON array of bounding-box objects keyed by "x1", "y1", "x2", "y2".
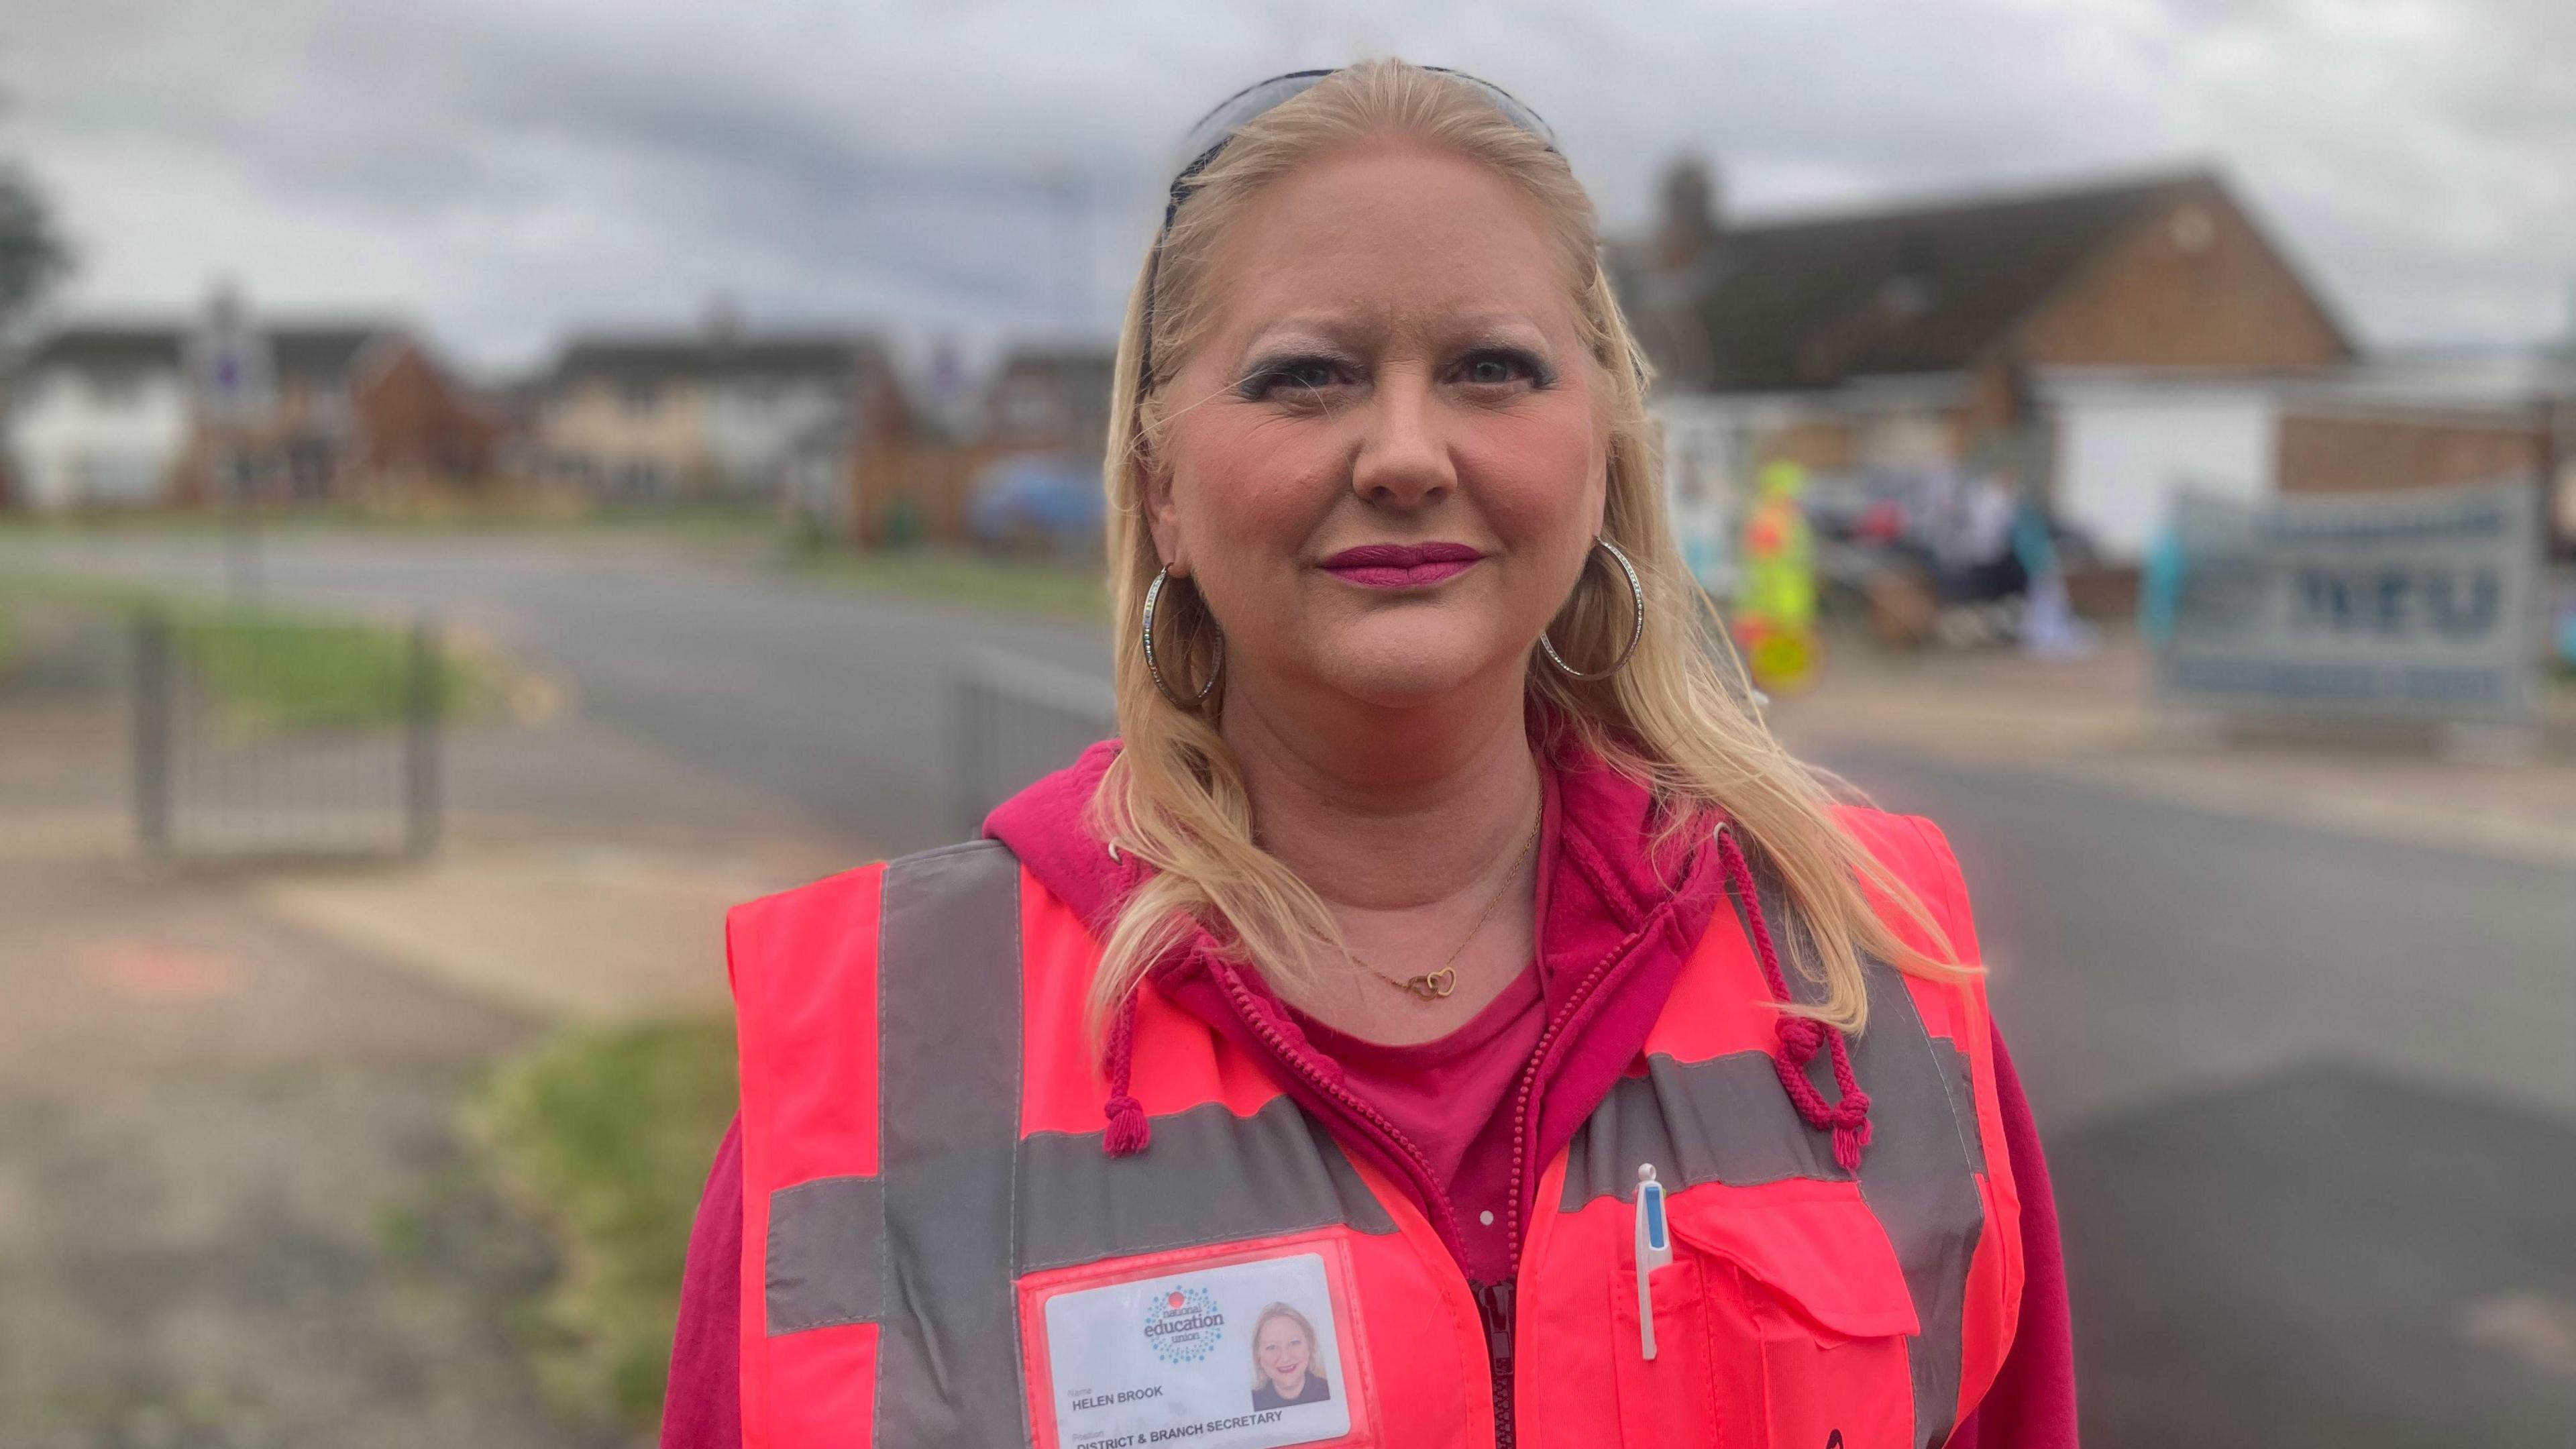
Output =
[{"x1": 1030, "y1": 1241, "x2": 1371, "y2": 1449}]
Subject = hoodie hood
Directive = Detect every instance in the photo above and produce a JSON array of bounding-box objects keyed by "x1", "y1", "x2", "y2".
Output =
[
  {"x1": 982, "y1": 737, "x2": 1136, "y2": 940},
  {"x1": 983, "y1": 727, "x2": 1714, "y2": 997},
  {"x1": 982, "y1": 721, "x2": 1866, "y2": 1260}
]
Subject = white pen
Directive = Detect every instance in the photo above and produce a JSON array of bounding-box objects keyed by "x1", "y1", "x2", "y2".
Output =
[{"x1": 1634, "y1": 1163, "x2": 1670, "y2": 1360}]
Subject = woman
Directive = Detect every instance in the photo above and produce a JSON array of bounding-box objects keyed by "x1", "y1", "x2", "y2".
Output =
[
  {"x1": 1249, "y1": 1303, "x2": 1334, "y2": 1410},
  {"x1": 663, "y1": 60, "x2": 2073, "y2": 1449}
]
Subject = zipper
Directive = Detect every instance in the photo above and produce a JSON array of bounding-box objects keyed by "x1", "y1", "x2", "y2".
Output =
[
  {"x1": 1473, "y1": 1279, "x2": 1517, "y2": 1449},
  {"x1": 1501, "y1": 915, "x2": 1654, "y2": 1250},
  {"x1": 1214, "y1": 965, "x2": 1468, "y2": 1257},
  {"x1": 1483, "y1": 889, "x2": 1677, "y2": 1444},
  {"x1": 1220, "y1": 890, "x2": 1668, "y2": 1449}
]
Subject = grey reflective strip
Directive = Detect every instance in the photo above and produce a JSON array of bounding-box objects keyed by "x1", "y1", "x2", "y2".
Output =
[
  {"x1": 1020, "y1": 1098, "x2": 1395, "y2": 1273},
  {"x1": 1841, "y1": 965, "x2": 1986, "y2": 1449},
  {"x1": 760, "y1": 840, "x2": 1411, "y2": 1442},
  {"x1": 1559, "y1": 1049, "x2": 1843, "y2": 1208},
  {"x1": 1555, "y1": 868, "x2": 1987, "y2": 1449},
  {"x1": 767, "y1": 1175, "x2": 884, "y2": 1334},
  {"x1": 1928, "y1": 1034, "x2": 1985, "y2": 1177},
  {"x1": 876, "y1": 840, "x2": 1030, "y2": 1449}
]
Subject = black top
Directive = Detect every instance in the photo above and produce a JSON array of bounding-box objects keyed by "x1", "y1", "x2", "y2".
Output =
[{"x1": 1252, "y1": 1372, "x2": 1333, "y2": 1411}]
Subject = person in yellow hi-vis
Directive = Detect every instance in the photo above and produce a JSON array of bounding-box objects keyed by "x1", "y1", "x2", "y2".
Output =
[{"x1": 1733, "y1": 459, "x2": 1819, "y2": 691}]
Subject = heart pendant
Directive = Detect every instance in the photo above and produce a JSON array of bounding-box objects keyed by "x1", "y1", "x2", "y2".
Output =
[{"x1": 1409, "y1": 967, "x2": 1458, "y2": 1001}]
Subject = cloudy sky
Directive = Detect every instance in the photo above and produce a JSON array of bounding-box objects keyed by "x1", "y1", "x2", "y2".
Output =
[{"x1": 5, "y1": 0, "x2": 2571, "y2": 375}]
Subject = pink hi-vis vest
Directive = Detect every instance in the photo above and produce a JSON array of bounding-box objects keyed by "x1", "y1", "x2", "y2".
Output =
[{"x1": 728, "y1": 828, "x2": 2022, "y2": 1449}]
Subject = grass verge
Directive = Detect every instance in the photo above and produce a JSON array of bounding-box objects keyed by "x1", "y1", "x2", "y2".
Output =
[
  {"x1": 462, "y1": 1016, "x2": 738, "y2": 1430},
  {"x1": 0, "y1": 576, "x2": 507, "y2": 729},
  {"x1": 163, "y1": 599, "x2": 503, "y2": 731}
]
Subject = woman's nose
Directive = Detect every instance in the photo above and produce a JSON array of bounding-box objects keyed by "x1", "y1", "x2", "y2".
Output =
[{"x1": 1349, "y1": 374, "x2": 1455, "y2": 511}]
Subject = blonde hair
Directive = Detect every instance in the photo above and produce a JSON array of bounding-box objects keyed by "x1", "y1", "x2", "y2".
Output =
[
  {"x1": 1090, "y1": 60, "x2": 1959, "y2": 1042},
  {"x1": 1248, "y1": 1302, "x2": 1322, "y2": 1391}
]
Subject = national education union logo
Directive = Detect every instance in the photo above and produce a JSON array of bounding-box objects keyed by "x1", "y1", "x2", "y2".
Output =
[{"x1": 1140, "y1": 1283, "x2": 1227, "y2": 1366}]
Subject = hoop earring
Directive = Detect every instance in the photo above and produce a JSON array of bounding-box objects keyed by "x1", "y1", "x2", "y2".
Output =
[
  {"x1": 1142, "y1": 566, "x2": 1224, "y2": 710},
  {"x1": 1540, "y1": 537, "x2": 1645, "y2": 681}
]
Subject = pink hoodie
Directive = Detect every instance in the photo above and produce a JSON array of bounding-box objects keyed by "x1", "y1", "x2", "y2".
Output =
[
  {"x1": 657, "y1": 733, "x2": 2076, "y2": 1447},
  {"x1": 993, "y1": 733, "x2": 1756, "y2": 1257}
]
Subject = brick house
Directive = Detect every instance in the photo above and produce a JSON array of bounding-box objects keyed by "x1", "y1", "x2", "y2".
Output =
[
  {"x1": 1619, "y1": 162, "x2": 2566, "y2": 564},
  {"x1": 845, "y1": 344, "x2": 1115, "y2": 548},
  {"x1": 347, "y1": 333, "x2": 503, "y2": 490},
  {"x1": 1617, "y1": 162, "x2": 2354, "y2": 469},
  {"x1": 3, "y1": 301, "x2": 497, "y2": 511},
  {"x1": 981, "y1": 346, "x2": 1115, "y2": 458}
]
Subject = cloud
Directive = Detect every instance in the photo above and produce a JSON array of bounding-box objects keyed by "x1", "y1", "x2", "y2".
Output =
[{"x1": 4, "y1": 0, "x2": 2567, "y2": 372}]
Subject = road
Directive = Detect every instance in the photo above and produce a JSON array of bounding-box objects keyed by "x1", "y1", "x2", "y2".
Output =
[
  {"x1": 9, "y1": 528, "x2": 2573, "y2": 1445},
  {"x1": 0, "y1": 529, "x2": 1107, "y2": 852}
]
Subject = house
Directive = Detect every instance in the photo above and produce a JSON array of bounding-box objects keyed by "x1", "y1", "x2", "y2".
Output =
[
  {"x1": 981, "y1": 345, "x2": 1116, "y2": 458},
  {"x1": 534, "y1": 322, "x2": 902, "y2": 503},
  {"x1": 839, "y1": 343, "x2": 1114, "y2": 548},
  {"x1": 5, "y1": 325, "x2": 194, "y2": 509},
  {"x1": 3, "y1": 294, "x2": 498, "y2": 511},
  {"x1": 1618, "y1": 162, "x2": 2353, "y2": 454},
  {"x1": 1616, "y1": 163, "x2": 2357, "y2": 572},
  {"x1": 352, "y1": 334, "x2": 506, "y2": 490}
]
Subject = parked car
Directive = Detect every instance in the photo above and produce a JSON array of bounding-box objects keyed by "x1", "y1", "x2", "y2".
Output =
[{"x1": 969, "y1": 451, "x2": 1103, "y2": 555}]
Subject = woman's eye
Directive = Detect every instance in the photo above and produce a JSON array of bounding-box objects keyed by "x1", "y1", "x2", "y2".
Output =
[
  {"x1": 1282, "y1": 360, "x2": 1340, "y2": 390},
  {"x1": 1456, "y1": 350, "x2": 1544, "y2": 388},
  {"x1": 1242, "y1": 356, "x2": 1350, "y2": 399}
]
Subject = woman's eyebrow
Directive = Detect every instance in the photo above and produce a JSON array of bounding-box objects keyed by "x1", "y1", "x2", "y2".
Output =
[
  {"x1": 1443, "y1": 310, "x2": 1546, "y2": 333},
  {"x1": 1230, "y1": 309, "x2": 1555, "y2": 368},
  {"x1": 1438, "y1": 312, "x2": 1554, "y2": 348},
  {"x1": 1233, "y1": 315, "x2": 1373, "y2": 360}
]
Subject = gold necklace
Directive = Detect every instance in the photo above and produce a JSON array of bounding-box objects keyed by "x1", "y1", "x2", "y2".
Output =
[{"x1": 1344, "y1": 805, "x2": 1542, "y2": 1002}]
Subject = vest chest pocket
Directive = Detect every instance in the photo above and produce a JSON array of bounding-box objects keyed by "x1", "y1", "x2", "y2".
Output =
[{"x1": 1608, "y1": 1182, "x2": 1921, "y2": 1449}]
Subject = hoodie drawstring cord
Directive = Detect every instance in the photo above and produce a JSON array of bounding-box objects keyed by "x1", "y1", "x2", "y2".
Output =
[
  {"x1": 1715, "y1": 826, "x2": 1873, "y2": 1174},
  {"x1": 1102, "y1": 987, "x2": 1152, "y2": 1157},
  {"x1": 1098, "y1": 830, "x2": 1872, "y2": 1174}
]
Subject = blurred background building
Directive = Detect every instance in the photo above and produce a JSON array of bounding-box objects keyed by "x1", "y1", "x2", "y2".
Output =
[
  {"x1": 529, "y1": 309, "x2": 904, "y2": 511},
  {"x1": 6, "y1": 287, "x2": 502, "y2": 511}
]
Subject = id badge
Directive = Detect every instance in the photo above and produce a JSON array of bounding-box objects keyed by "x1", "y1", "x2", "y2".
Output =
[{"x1": 1034, "y1": 1247, "x2": 1361, "y2": 1449}]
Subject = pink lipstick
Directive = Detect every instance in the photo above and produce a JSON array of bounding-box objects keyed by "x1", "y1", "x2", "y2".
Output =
[{"x1": 1318, "y1": 541, "x2": 1486, "y2": 590}]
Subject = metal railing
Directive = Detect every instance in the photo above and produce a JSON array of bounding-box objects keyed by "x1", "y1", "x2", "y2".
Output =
[
  {"x1": 949, "y1": 646, "x2": 1116, "y2": 837},
  {"x1": 133, "y1": 608, "x2": 443, "y2": 860}
]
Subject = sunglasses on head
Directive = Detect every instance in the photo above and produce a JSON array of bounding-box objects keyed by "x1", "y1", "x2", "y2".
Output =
[{"x1": 1138, "y1": 66, "x2": 1559, "y2": 392}]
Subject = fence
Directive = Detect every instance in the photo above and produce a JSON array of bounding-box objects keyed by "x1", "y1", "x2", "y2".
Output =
[
  {"x1": 949, "y1": 646, "x2": 1116, "y2": 837},
  {"x1": 133, "y1": 606, "x2": 443, "y2": 859}
]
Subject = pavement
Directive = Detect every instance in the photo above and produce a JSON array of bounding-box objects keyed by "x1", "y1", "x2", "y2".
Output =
[
  {"x1": 1770, "y1": 631, "x2": 2576, "y2": 869},
  {"x1": 4, "y1": 527, "x2": 2573, "y2": 1448},
  {"x1": 0, "y1": 527, "x2": 1106, "y2": 855},
  {"x1": 0, "y1": 835, "x2": 590, "y2": 1448}
]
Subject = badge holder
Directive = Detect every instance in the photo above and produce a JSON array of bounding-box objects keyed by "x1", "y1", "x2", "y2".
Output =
[{"x1": 1018, "y1": 1228, "x2": 1379, "y2": 1449}]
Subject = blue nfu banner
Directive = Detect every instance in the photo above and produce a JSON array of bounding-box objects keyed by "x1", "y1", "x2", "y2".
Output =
[{"x1": 2157, "y1": 479, "x2": 2542, "y2": 720}]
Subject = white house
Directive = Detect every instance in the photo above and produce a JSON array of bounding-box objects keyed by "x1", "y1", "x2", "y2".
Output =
[
  {"x1": 5, "y1": 327, "x2": 194, "y2": 511},
  {"x1": 702, "y1": 341, "x2": 871, "y2": 497},
  {"x1": 5, "y1": 294, "x2": 486, "y2": 512}
]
